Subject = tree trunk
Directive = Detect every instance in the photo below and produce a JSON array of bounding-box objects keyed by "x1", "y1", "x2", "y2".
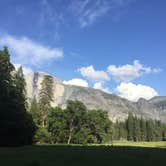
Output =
[
  {"x1": 41, "y1": 112, "x2": 47, "y2": 128},
  {"x1": 67, "y1": 131, "x2": 72, "y2": 144},
  {"x1": 67, "y1": 122, "x2": 73, "y2": 144}
]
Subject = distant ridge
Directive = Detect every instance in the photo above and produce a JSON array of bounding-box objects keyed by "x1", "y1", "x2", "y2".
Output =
[{"x1": 25, "y1": 72, "x2": 166, "y2": 123}]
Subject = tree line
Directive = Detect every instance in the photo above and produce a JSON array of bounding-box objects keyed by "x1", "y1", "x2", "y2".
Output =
[
  {"x1": 29, "y1": 76, "x2": 112, "y2": 144},
  {"x1": 29, "y1": 70, "x2": 166, "y2": 143},
  {"x1": 113, "y1": 113, "x2": 166, "y2": 141}
]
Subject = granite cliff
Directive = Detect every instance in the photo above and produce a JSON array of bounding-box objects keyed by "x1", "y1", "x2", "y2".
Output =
[{"x1": 25, "y1": 72, "x2": 166, "y2": 123}]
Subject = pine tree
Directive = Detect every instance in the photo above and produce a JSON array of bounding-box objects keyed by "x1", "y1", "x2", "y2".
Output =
[
  {"x1": 0, "y1": 48, "x2": 36, "y2": 146},
  {"x1": 126, "y1": 112, "x2": 134, "y2": 141},
  {"x1": 39, "y1": 75, "x2": 53, "y2": 127},
  {"x1": 29, "y1": 97, "x2": 40, "y2": 125},
  {"x1": 146, "y1": 120, "x2": 154, "y2": 141},
  {"x1": 140, "y1": 117, "x2": 147, "y2": 141},
  {"x1": 133, "y1": 117, "x2": 141, "y2": 141}
]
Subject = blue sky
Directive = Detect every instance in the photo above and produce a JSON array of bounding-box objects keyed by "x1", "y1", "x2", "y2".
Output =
[{"x1": 0, "y1": 0, "x2": 166, "y2": 101}]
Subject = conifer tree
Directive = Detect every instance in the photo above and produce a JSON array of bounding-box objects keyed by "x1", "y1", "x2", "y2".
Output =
[
  {"x1": 140, "y1": 117, "x2": 147, "y2": 141},
  {"x1": 39, "y1": 75, "x2": 53, "y2": 127},
  {"x1": 133, "y1": 117, "x2": 141, "y2": 141},
  {"x1": 0, "y1": 47, "x2": 36, "y2": 146},
  {"x1": 146, "y1": 120, "x2": 154, "y2": 141},
  {"x1": 29, "y1": 97, "x2": 40, "y2": 125},
  {"x1": 126, "y1": 112, "x2": 134, "y2": 141}
]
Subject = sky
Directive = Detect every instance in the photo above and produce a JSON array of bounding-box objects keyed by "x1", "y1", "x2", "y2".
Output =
[{"x1": 0, "y1": 0, "x2": 166, "y2": 101}]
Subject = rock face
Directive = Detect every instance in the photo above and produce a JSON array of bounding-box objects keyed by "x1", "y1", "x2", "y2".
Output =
[{"x1": 25, "y1": 72, "x2": 166, "y2": 123}]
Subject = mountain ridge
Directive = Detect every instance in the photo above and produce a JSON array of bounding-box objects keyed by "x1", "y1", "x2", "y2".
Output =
[{"x1": 25, "y1": 72, "x2": 166, "y2": 123}]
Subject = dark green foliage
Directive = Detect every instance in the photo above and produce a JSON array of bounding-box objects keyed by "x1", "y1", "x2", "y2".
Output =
[
  {"x1": 85, "y1": 109, "x2": 112, "y2": 143},
  {"x1": 113, "y1": 112, "x2": 166, "y2": 142},
  {"x1": 113, "y1": 121, "x2": 127, "y2": 140},
  {"x1": 126, "y1": 112, "x2": 134, "y2": 140},
  {"x1": 0, "y1": 47, "x2": 36, "y2": 146},
  {"x1": 29, "y1": 97, "x2": 40, "y2": 125},
  {"x1": 47, "y1": 101, "x2": 112, "y2": 144},
  {"x1": 133, "y1": 116, "x2": 141, "y2": 141},
  {"x1": 34, "y1": 127, "x2": 51, "y2": 143},
  {"x1": 39, "y1": 75, "x2": 53, "y2": 127},
  {"x1": 47, "y1": 107, "x2": 68, "y2": 143},
  {"x1": 140, "y1": 117, "x2": 147, "y2": 141},
  {"x1": 32, "y1": 97, "x2": 166, "y2": 144},
  {"x1": 65, "y1": 100, "x2": 87, "y2": 144}
]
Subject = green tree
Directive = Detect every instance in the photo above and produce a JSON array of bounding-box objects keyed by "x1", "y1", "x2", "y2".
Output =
[
  {"x1": 86, "y1": 109, "x2": 112, "y2": 143},
  {"x1": 126, "y1": 112, "x2": 134, "y2": 141},
  {"x1": 0, "y1": 47, "x2": 36, "y2": 146},
  {"x1": 29, "y1": 97, "x2": 40, "y2": 125},
  {"x1": 34, "y1": 127, "x2": 51, "y2": 143},
  {"x1": 140, "y1": 117, "x2": 147, "y2": 141},
  {"x1": 47, "y1": 101, "x2": 112, "y2": 144},
  {"x1": 146, "y1": 120, "x2": 154, "y2": 141},
  {"x1": 133, "y1": 117, "x2": 141, "y2": 141},
  {"x1": 39, "y1": 75, "x2": 53, "y2": 127},
  {"x1": 47, "y1": 101, "x2": 88, "y2": 144},
  {"x1": 65, "y1": 100, "x2": 87, "y2": 144},
  {"x1": 47, "y1": 107, "x2": 68, "y2": 143}
]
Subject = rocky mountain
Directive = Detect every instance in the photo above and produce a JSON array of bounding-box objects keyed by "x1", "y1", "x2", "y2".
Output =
[{"x1": 25, "y1": 72, "x2": 166, "y2": 123}]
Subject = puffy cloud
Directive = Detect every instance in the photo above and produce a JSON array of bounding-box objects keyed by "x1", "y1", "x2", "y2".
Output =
[
  {"x1": 116, "y1": 82, "x2": 159, "y2": 102},
  {"x1": 63, "y1": 78, "x2": 89, "y2": 87},
  {"x1": 0, "y1": 34, "x2": 63, "y2": 67},
  {"x1": 107, "y1": 60, "x2": 161, "y2": 82},
  {"x1": 78, "y1": 65, "x2": 109, "y2": 82},
  {"x1": 14, "y1": 64, "x2": 33, "y2": 75},
  {"x1": 93, "y1": 82, "x2": 110, "y2": 93}
]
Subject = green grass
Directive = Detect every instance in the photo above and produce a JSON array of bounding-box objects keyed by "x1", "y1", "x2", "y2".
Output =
[
  {"x1": 0, "y1": 143, "x2": 166, "y2": 166},
  {"x1": 112, "y1": 141, "x2": 166, "y2": 148}
]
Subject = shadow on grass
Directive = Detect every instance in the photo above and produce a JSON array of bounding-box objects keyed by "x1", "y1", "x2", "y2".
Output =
[{"x1": 0, "y1": 145, "x2": 166, "y2": 166}]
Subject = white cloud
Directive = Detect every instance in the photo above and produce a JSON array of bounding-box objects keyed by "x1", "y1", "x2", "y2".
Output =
[
  {"x1": 78, "y1": 65, "x2": 109, "y2": 82},
  {"x1": 93, "y1": 82, "x2": 110, "y2": 93},
  {"x1": 69, "y1": 0, "x2": 135, "y2": 28},
  {"x1": 14, "y1": 64, "x2": 33, "y2": 75},
  {"x1": 116, "y1": 82, "x2": 159, "y2": 102},
  {"x1": 63, "y1": 78, "x2": 89, "y2": 87},
  {"x1": 0, "y1": 34, "x2": 63, "y2": 67},
  {"x1": 107, "y1": 60, "x2": 161, "y2": 82},
  {"x1": 70, "y1": 0, "x2": 111, "y2": 28},
  {"x1": 40, "y1": 0, "x2": 64, "y2": 28}
]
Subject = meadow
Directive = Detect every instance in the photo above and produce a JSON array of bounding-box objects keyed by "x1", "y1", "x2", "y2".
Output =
[{"x1": 0, "y1": 142, "x2": 166, "y2": 166}]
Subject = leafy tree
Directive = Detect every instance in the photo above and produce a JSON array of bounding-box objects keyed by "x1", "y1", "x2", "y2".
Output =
[
  {"x1": 86, "y1": 109, "x2": 112, "y2": 143},
  {"x1": 65, "y1": 100, "x2": 87, "y2": 144},
  {"x1": 47, "y1": 101, "x2": 112, "y2": 144},
  {"x1": 34, "y1": 127, "x2": 51, "y2": 143},
  {"x1": 47, "y1": 107, "x2": 68, "y2": 143}
]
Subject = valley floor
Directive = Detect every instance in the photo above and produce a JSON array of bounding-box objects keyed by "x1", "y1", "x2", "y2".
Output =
[
  {"x1": 0, "y1": 142, "x2": 166, "y2": 166},
  {"x1": 112, "y1": 141, "x2": 166, "y2": 148}
]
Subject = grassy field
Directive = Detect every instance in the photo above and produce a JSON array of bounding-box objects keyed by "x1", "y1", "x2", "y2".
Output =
[
  {"x1": 0, "y1": 142, "x2": 166, "y2": 166},
  {"x1": 112, "y1": 141, "x2": 166, "y2": 148}
]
